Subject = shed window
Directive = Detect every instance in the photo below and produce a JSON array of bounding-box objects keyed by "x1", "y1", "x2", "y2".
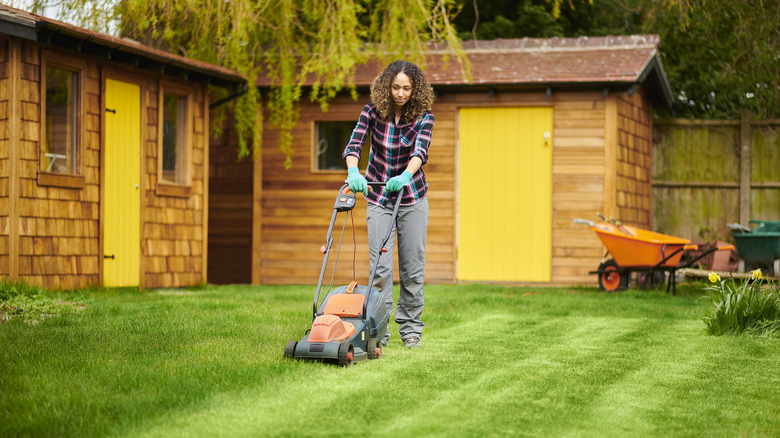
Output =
[
  {"x1": 157, "y1": 82, "x2": 192, "y2": 193},
  {"x1": 38, "y1": 52, "x2": 85, "y2": 189},
  {"x1": 43, "y1": 66, "x2": 83, "y2": 175},
  {"x1": 162, "y1": 94, "x2": 185, "y2": 183},
  {"x1": 314, "y1": 121, "x2": 367, "y2": 172}
]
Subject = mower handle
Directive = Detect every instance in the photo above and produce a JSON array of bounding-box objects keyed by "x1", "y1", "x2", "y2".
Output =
[
  {"x1": 340, "y1": 180, "x2": 390, "y2": 195},
  {"x1": 314, "y1": 182, "x2": 405, "y2": 321}
]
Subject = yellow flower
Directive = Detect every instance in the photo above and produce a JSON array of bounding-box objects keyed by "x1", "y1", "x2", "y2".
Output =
[
  {"x1": 708, "y1": 272, "x2": 721, "y2": 283},
  {"x1": 751, "y1": 269, "x2": 763, "y2": 280}
]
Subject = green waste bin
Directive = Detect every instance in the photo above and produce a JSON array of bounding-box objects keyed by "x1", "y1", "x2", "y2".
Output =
[
  {"x1": 732, "y1": 225, "x2": 780, "y2": 276},
  {"x1": 750, "y1": 219, "x2": 780, "y2": 233}
]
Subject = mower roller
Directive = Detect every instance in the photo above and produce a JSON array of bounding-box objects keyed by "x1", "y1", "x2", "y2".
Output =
[{"x1": 284, "y1": 181, "x2": 401, "y2": 366}]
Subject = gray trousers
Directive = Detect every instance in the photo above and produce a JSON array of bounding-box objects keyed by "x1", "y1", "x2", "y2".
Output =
[{"x1": 366, "y1": 197, "x2": 428, "y2": 343}]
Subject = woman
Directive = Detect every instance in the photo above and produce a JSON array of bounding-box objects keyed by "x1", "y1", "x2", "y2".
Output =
[{"x1": 342, "y1": 60, "x2": 434, "y2": 349}]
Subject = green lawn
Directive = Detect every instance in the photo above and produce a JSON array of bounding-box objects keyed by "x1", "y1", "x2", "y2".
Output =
[{"x1": 1, "y1": 283, "x2": 779, "y2": 437}]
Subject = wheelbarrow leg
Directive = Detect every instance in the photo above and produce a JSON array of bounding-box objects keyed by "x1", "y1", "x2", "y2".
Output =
[{"x1": 666, "y1": 268, "x2": 677, "y2": 295}]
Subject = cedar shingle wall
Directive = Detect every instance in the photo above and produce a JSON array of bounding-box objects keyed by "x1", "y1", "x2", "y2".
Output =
[
  {"x1": 143, "y1": 83, "x2": 207, "y2": 289},
  {"x1": 615, "y1": 89, "x2": 652, "y2": 228},
  {"x1": 15, "y1": 41, "x2": 101, "y2": 290},
  {"x1": 0, "y1": 38, "x2": 9, "y2": 276},
  {"x1": 2, "y1": 37, "x2": 209, "y2": 290}
]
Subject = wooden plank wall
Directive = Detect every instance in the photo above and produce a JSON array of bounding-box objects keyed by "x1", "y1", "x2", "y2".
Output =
[
  {"x1": 750, "y1": 121, "x2": 780, "y2": 221},
  {"x1": 652, "y1": 117, "x2": 780, "y2": 242},
  {"x1": 256, "y1": 93, "x2": 458, "y2": 285},
  {"x1": 1, "y1": 37, "x2": 210, "y2": 290},
  {"x1": 258, "y1": 97, "x2": 393, "y2": 285},
  {"x1": 254, "y1": 89, "x2": 653, "y2": 286},
  {"x1": 550, "y1": 91, "x2": 610, "y2": 285},
  {"x1": 207, "y1": 112, "x2": 253, "y2": 284}
]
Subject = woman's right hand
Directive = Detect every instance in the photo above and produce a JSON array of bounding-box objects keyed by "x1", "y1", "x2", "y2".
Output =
[{"x1": 347, "y1": 167, "x2": 368, "y2": 196}]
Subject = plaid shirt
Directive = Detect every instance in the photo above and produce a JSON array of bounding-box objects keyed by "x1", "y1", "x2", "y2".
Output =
[{"x1": 342, "y1": 103, "x2": 434, "y2": 206}]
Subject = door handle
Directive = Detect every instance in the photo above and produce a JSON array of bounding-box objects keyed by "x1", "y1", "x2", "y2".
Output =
[{"x1": 104, "y1": 254, "x2": 115, "y2": 259}]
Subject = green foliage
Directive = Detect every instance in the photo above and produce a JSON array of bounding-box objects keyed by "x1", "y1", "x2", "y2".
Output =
[
  {"x1": 452, "y1": 0, "x2": 779, "y2": 120},
  {"x1": 0, "y1": 280, "x2": 84, "y2": 323},
  {"x1": 25, "y1": 0, "x2": 469, "y2": 168},
  {"x1": 453, "y1": 0, "x2": 613, "y2": 40},
  {"x1": 638, "y1": 0, "x2": 780, "y2": 119},
  {"x1": 701, "y1": 271, "x2": 780, "y2": 337}
]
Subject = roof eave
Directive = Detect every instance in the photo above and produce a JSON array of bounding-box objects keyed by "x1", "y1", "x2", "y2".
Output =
[
  {"x1": 34, "y1": 21, "x2": 245, "y2": 88},
  {"x1": 635, "y1": 50, "x2": 674, "y2": 110},
  {"x1": 0, "y1": 5, "x2": 244, "y2": 89}
]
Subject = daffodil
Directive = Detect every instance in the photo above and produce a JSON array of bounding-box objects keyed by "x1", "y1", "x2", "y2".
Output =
[
  {"x1": 708, "y1": 272, "x2": 721, "y2": 283},
  {"x1": 751, "y1": 269, "x2": 763, "y2": 280}
]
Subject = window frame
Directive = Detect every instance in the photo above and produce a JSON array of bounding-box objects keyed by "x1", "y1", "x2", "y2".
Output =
[
  {"x1": 156, "y1": 81, "x2": 193, "y2": 197},
  {"x1": 310, "y1": 120, "x2": 368, "y2": 173},
  {"x1": 38, "y1": 51, "x2": 86, "y2": 189}
]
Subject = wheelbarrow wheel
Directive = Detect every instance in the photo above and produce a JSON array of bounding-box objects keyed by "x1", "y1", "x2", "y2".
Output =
[{"x1": 598, "y1": 260, "x2": 627, "y2": 292}]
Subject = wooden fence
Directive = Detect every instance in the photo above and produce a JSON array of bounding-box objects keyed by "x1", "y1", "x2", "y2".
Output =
[{"x1": 652, "y1": 113, "x2": 780, "y2": 242}]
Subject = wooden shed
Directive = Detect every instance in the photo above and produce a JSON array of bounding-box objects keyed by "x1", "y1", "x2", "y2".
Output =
[
  {"x1": 208, "y1": 35, "x2": 673, "y2": 287},
  {"x1": 0, "y1": 5, "x2": 245, "y2": 290}
]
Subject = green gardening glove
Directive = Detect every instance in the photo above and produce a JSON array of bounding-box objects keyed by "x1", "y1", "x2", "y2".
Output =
[
  {"x1": 384, "y1": 171, "x2": 412, "y2": 194},
  {"x1": 347, "y1": 167, "x2": 368, "y2": 196}
]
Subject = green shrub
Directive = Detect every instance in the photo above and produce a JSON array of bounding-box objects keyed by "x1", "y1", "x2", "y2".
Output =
[{"x1": 701, "y1": 270, "x2": 780, "y2": 337}]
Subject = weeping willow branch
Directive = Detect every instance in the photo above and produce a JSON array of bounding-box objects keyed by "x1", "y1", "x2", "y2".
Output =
[{"x1": 25, "y1": 0, "x2": 471, "y2": 168}]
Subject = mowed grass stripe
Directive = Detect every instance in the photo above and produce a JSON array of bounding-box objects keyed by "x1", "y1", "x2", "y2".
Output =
[
  {"x1": 115, "y1": 313, "x2": 689, "y2": 437},
  {"x1": 378, "y1": 314, "x2": 674, "y2": 437}
]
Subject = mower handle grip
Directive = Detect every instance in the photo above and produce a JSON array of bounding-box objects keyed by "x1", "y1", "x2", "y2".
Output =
[{"x1": 341, "y1": 180, "x2": 398, "y2": 195}]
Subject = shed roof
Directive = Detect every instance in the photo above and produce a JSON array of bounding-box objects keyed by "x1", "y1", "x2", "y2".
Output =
[
  {"x1": 258, "y1": 35, "x2": 674, "y2": 109},
  {"x1": 0, "y1": 4, "x2": 245, "y2": 89},
  {"x1": 433, "y1": 36, "x2": 673, "y2": 109}
]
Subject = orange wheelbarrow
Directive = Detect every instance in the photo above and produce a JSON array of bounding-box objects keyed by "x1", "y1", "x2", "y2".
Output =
[{"x1": 575, "y1": 216, "x2": 735, "y2": 293}]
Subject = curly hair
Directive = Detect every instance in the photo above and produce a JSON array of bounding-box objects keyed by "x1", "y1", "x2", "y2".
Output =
[{"x1": 370, "y1": 60, "x2": 434, "y2": 122}]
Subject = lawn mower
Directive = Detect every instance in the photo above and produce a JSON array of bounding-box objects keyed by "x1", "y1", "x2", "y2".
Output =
[{"x1": 284, "y1": 181, "x2": 401, "y2": 366}]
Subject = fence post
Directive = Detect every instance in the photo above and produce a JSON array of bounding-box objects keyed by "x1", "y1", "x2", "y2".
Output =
[
  {"x1": 739, "y1": 111, "x2": 752, "y2": 225},
  {"x1": 739, "y1": 110, "x2": 753, "y2": 226}
]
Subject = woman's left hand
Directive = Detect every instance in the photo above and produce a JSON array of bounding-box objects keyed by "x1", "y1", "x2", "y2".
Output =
[{"x1": 384, "y1": 171, "x2": 412, "y2": 193}]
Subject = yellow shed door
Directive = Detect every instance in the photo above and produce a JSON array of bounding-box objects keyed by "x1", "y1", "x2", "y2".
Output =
[
  {"x1": 457, "y1": 107, "x2": 553, "y2": 282},
  {"x1": 104, "y1": 79, "x2": 141, "y2": 287}
]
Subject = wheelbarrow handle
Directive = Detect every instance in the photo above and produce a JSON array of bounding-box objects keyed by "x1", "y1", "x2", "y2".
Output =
[{"x1": 574, "y1": 218, "x2": 595, "y2": 227}]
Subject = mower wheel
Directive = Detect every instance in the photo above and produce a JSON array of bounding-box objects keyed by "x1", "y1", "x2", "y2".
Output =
[
  {"x1": 597, "y1": 260, "x2": 627, "y2": 292},
  {"x1": 284, "y1": 341, "x2": 297, "y2": 359},
  {"x1": 367, "y1": 338, "x2": 381, "y2": 360},
  {"x1": 338, "y1": 343, "x2": 354, "y2": 367}
]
